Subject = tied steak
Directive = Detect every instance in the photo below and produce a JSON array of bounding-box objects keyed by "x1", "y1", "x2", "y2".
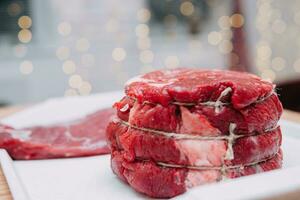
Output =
[
  {"x1": 107, "y1": 120, "x2": 282, "y2": 167},
  {"x1": 125, "y1": 68, "x2": 274, "y2": 108},
  {"x1": 106, "y1": 68, "x2": 283, "y2": 198},
  {"x1": 0, "y1": 108, "x2": 114, "y2": 160},
  {"x1": 111, "y1": 149, "x2": 282, "y2": 198},
  {"x1": 115, "y1": 94, "x2": 282, "y2": 135}
]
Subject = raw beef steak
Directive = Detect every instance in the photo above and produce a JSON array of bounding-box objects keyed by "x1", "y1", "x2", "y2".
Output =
[
  {"x1": 125, "y1": 69, "x2": 274, "y2": 108},
  {"x1": 111, "y1": 149, "x2": 282, "y2": 198},
  {"x1": 107, "y1": 68, "x2": 283, "y2": 198},
  {"x1": 107, "y1": 120, "x2": 281, "y2": 167},
  {"x1": 115, "y1": 94, "x2": 282, "y2": 135},
  {"x1": 0, "y1": 108, "x2": 114, "y2": 160}
]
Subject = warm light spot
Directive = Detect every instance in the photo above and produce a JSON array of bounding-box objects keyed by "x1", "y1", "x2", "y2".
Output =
[
  {"x1": 218, "y1": 40, "x2": 233, "y2": 54},
  {"x1": 62, "y1": 60, "x2": 76, "y2": 74},
  {"x1": 64, "y1": 89, "x2": 78, "y2": 96},
  {"x1": 20, "y1": 60, "x2": 33, "y2": 75},
  {"x1": 271, "y1": 57, "x2": 286, "y2": 71},
  {"x1": 79, "y1": 81, "x2": 92, "y2": 95},
  {"x1": 112, "y1": 48, "x2": 126, "y2": 62},
  {"x1": 230, "y1": 13, "x2": 244, "y2": 28},
  {"x1": 75, "y1": 38, "x2": 90, "y2": 52},
  {"x1": 14, "y1": 44, "x2": 27, "y2": 58},
  {"x1": 218, "y1": 16, "x2": 231, "y2": 29},
  {"x1": 18, "y1": 16, "x2": 32, "y2": 29},
  {"x1": 135, "y1": 24, "x2": 149, "y2": 38},
  {"x1": 293, "y1": 59, "x2": 300, "y2": 72},
  {"x1": 7, "y1": 3, "x2": 22, "y2": 16},
  {"x1": 18, "y1": 29, "x2": 32, "y2": 43},
  {"x1": 137, "y1": 37, "x2": 151, "y2": 50},
  {"x1": 180, "y1": 1, "x2": 194, "y2": 16},
  {"x1": 105, "y1": 19, "x2": 119, "y2": 33},
  {"x1": 208, "y1": 31, "x2": 222, "y2": 45},
  {"x1": 140, "y1": 50, "x2": 154, "y2": 63},
  {"x1": 255, "y1": 60, "x2": 269, "y2": 72},
  {"x1": 164, "y1": 56, "x2": 180, "y2": 69},
  {"x1": 69, "y1": 74, "x2": 83, "y2": 89},
  {"x1": 261, "y1": 69, "x2": 276, "y2": 82},
  {"x1": 272, "y1": 19, "x2": 286, "y2": 34},
  {"x1": 57, "y1": 22, "x2": 72, "y2": 36},
  {"x1": 137, "y1": 8, "x2": 151, "y2": 23},
  {"x1": 220, "y1": 29, "x2": 233, "y2": 40},
  {"x1": 81, "y1": 54, "x2": 95, "y2": 66},
  {"x1": 256, "y1": 45, "x2": 272, "y2": 59},
  {"x1": 56, "y1": 46, "x2": 70, "y2": 60}
]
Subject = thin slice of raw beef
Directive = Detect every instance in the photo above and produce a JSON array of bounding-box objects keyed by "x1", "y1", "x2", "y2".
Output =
[
  {"x1": 0, "y1": 108, "x2": 114, "y2": 160},
  {"x1": 107, "y1": 120, "x2": 281, "y2": 167},
  {"x1": 115, "y1": 94, "x2": 282, "y2": 135},
  {"x1": 125, "y1": 68, "x2": 274, "y2": 109},
  {"x1": 111, "y1": 149, "x2": 282, "y2": 198}
]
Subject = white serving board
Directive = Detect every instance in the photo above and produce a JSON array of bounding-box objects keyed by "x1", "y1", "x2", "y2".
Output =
[{"x1": 1, "y1": 92, "x2": 300, "y2": 200}]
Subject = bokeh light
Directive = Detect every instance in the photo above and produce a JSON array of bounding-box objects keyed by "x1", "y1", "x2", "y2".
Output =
[
  {"x1": 57, "y1": 22, "x2": 72, "y2": 36},
  {"x1": 230, "y1": 13, "x2": 244, "y2": 28},
  {"x1": 139, "y1": 50, "x2": 154, "y2": 63},
  {"x1": 56, "y1": 46, "x2": 70, "y2": 60},
  {"x1": 69, "y1": 74, "x2": 83, "y2": 89},
  {"x1": 135, "y1": 24, "x2": 149, "y2": 38},
  {"x1": 137, "y1": 8, "x2": 151, "y2": 23},
  {"x1": 62, "y1": 60, "x2": 76, "y2": 74},
  {"x1": 78, "y1": 81, "x2": 92, "y2": 95},
  {"x1": 20, "y1": 60, "x2": 33, "y2": 75},
  {"x1": 112, "y1": 48, "x2": 127, "y2": 62},
  {"x1": 76, "y1": 38, "x2": 90, "y2": 52},
  {"x1": 18, "y1": 16, "x2": 32, "y2": 29},
  {"x1": 218, "y1": 40, "x2": 233, "y2": 54},
  {"x1": 18, "y1": 29, "x2": 32, "y2": 43},
  {"x1": 271, "y1": 57, "x2": 286, "y2": 71},
  {"x1": 208, "y1": 31, "x2": 222, "y2": 45},
  {"x1": 180, "y1": 1, "x2": 194, "y2": 17},
  {"x1": 218, "y1": 16, "x2": 231, "y2": 29},
  {"x1": 164, "y1": 56, "x2": 180, "y2": 69}
]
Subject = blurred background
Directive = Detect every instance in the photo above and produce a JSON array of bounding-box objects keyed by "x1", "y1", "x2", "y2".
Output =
[{"x1": 0, "y1": 0, "x2": 300, "y2": 111}]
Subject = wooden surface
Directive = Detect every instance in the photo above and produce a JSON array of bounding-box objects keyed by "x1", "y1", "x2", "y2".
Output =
[{"x1": 0, "y1": 107, "x2": 299, "y2": 200}]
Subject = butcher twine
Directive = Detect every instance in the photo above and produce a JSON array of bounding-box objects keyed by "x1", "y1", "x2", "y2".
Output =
[
  {"x1": 117, "y1": 118, "x2": 279, "y2": 179},
  {"x1": 119, "y1": 87, "x2": 279, "y2": 179}
]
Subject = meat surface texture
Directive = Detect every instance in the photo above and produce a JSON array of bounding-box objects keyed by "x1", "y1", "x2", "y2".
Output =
[
  {"x1": 0, "y1": 108, "x2": 114, "y2": 160},
  {"x1": 107, "y1": 120, "x2": 282, "y2": 167},
  {"x1": 125, "y1": 68, "x2": 274, "y2": 109},
  {"x1": 115, "y1": 94, "x2": 282, "y2": 135},
  {"x1": 111, "y1": 149, "x2": 282, "y2": 198},
  {"x1": 106, "y1": 68, "x2": 283, "y2": 198}
]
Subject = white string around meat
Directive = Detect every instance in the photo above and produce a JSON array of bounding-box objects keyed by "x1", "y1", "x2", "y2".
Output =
[
  {"x1": 126, "y1": 87, "x2": 277, "y2": 112},
  {"x1": 117, "y1": 119, "x2": 276, "y2": 141},
  {"x1": 156, "y1": 152, "x2": 278, "y2": 171},
  {"x1": 117, "y1": 87, "x2": 279, "y2": 177}
]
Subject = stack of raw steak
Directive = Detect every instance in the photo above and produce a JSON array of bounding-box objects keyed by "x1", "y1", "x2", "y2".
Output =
[{"x1": 106, "y1": 68, "x2": 283, "y2": 198}]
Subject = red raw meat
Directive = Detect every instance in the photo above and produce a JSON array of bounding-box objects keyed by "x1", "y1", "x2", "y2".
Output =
[
  {"x1": 125, "y1": 68, "x2": 274, "y2": 109},
  {"x1": 107, "y1": 68, "x2": 283, "y2": 198},
  {"x1": 0, "y1": 108, "x2": 114, "y2": 160},
  {"x1": 115, "y1": 94, "x2": 282, "y2": 135},
  {"x1": 111, "y1": 149, "x2": 282, "y2": 198},
  {"x1": 107, "y1": 120, "x2": 281, "y2": 167}
]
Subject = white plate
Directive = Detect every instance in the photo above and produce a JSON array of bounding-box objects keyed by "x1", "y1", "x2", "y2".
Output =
[{"x1": 1, "y1": 92, "x2": 300, "y2": 200}]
